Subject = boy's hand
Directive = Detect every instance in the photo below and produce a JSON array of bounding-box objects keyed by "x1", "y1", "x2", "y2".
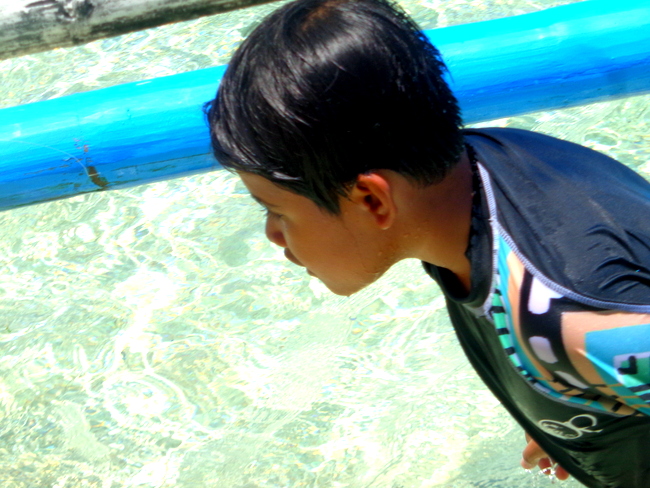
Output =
[{"x1": 521, "y1": 433, "x2": 571, "y2": 480}]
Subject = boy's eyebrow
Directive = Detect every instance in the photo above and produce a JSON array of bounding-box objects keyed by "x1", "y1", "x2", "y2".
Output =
[{"x1": 250, "y1": 194, "x2": 280, "y2": 208}]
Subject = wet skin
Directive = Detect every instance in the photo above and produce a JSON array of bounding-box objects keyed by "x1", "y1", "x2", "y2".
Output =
[
  {"x1": 238, "y1": 150, "x2": 474, "y2": 296},
  {"x1": 239, "y1": 171, "x2": 402, "y2": 296}
]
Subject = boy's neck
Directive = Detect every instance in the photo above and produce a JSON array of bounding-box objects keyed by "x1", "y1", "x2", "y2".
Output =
[{"x1": 396, "y1": 149, "x2": 474, "y2": 293}]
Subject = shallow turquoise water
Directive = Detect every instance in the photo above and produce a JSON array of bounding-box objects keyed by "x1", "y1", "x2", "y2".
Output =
[{"x1": 0, "y1": 0, "x2": 648, "y2": 486}]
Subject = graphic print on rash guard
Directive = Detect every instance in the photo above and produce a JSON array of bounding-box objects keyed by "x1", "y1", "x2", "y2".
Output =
[{"x1": 490, "y1": 230, "x2": 650, "y2": 421}]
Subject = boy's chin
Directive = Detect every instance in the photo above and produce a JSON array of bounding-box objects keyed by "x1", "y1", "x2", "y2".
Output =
[
  {"x1": 319, "y1": 276, "x2": 378, "y2": 297},
  {"x1": 328, "y1": 287, "x2": 357, "y2": 297}
]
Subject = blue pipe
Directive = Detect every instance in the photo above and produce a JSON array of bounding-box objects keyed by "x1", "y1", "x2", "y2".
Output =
[
  {"x1": 429, "y1": 0, "x2": 650, "y2": 122},
  {"x1": 0, "y1": 0, "x2": 649, "y2": 211}
]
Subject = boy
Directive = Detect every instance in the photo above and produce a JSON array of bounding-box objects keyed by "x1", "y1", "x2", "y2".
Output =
[{"x1": 205, "y1": 0, "x2": 650, "y2": 485}]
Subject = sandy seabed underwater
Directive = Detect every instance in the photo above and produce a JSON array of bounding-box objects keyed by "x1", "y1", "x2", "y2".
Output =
[{"x1": 0, "y1": 0, "x2": 649, "y2": 486}]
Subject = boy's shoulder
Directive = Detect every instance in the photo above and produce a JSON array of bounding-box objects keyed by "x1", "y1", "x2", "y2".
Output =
[
  {"x1": 464, "y1": 126, "x2": 647, "y2": 187},
  {"x1": 465, "y1": 127, "x2": 650, "y2": 308}
]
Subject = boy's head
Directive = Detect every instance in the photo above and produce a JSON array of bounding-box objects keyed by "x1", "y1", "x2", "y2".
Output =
[{"x1": 206, "y1": 0, "x2": 463, "y2": 214}]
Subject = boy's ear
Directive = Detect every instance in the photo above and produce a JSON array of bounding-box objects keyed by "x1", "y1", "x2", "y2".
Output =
[{"x1": 347, "y1": 172, "x2": 396, "y2": 230}]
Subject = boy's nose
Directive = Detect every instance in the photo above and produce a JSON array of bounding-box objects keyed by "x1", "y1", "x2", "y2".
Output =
[{"x1": 265, "y1": 216, "x2": 286, "y2": 248}]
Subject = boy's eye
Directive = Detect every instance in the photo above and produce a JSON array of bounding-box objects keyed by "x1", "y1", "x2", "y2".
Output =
[{"x1": 261, "y1": 207, "x2": 282, "y2": 219}]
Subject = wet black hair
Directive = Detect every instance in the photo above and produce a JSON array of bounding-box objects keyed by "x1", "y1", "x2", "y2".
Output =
[{"x1": 205, "y1": 0, "x2": 463, "y2": 214}]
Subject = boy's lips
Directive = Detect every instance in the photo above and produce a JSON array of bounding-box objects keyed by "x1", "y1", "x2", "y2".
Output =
[
  {"x1": 284, "y1": 249, "x2": 303, "y2": 267},
  {"x1": 284, "y1": 249, "x2": 315, "y2": 276}
]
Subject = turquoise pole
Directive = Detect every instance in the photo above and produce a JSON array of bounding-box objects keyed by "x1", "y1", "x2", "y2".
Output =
[{"x1": 0, "y1": 0, "x2": 649, "y2": 211}]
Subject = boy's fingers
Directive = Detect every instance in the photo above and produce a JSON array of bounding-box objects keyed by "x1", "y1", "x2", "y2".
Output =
[
  {"x1": 539, "y1": 458, "x2": 571, "y2": 480},
  {"x1": 521, "y1": 438, "x2": 546, "y2": 469},
  {"x1": 521, "y1": 436, "x2": 571, "y2": 480},
  {"x1": 555, "y1": 465, "x2": 571, "y2": 481}
]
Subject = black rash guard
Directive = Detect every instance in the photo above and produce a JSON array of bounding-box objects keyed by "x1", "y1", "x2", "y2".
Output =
[{"x1": 424, "y1": 128, "x2": 650, "y2": 488}]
